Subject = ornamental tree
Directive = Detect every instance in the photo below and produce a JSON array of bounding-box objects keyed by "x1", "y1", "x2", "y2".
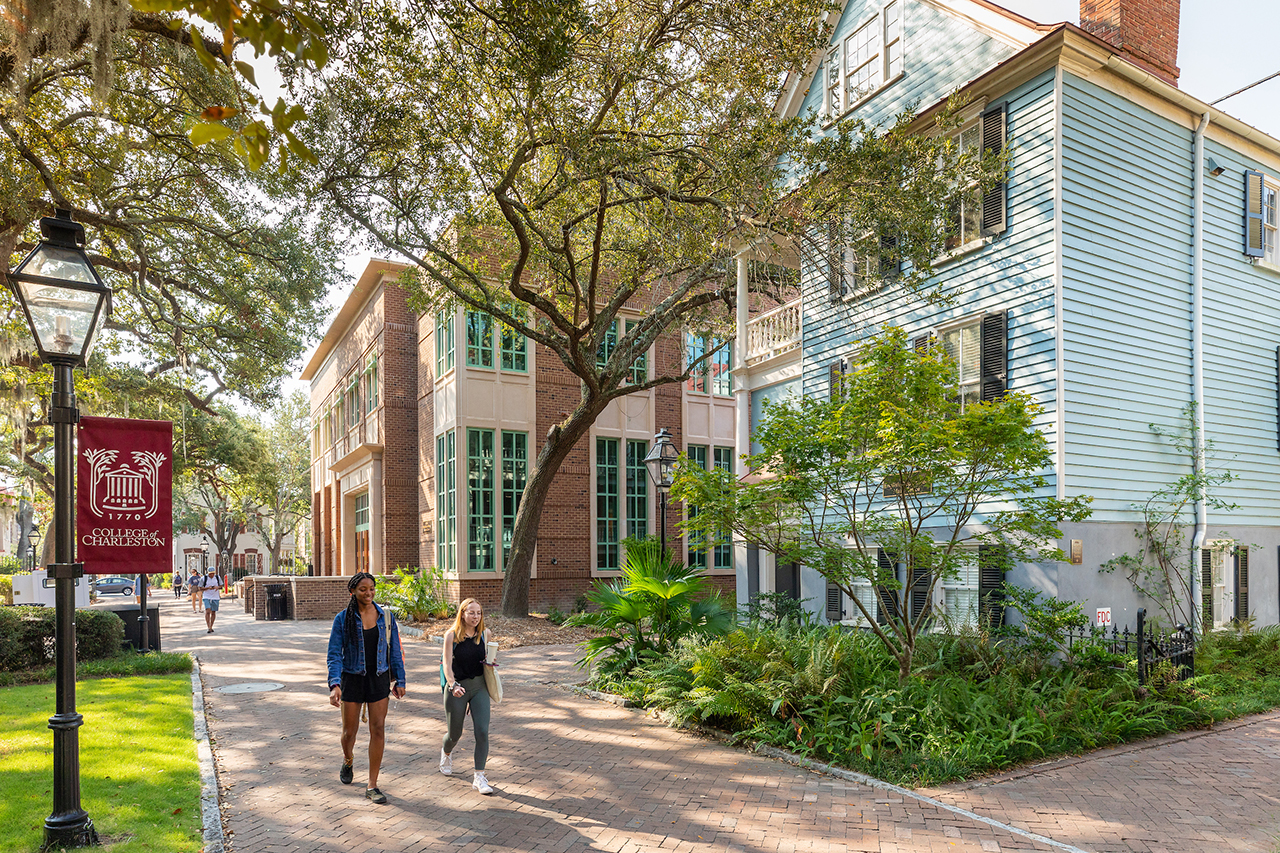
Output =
[
  {"x1": 673, "y1": 327, "x2": 1092, "y2": 683},
  {"x1": 298, "y1": 0, "x2": 1006, "y2": 615}
]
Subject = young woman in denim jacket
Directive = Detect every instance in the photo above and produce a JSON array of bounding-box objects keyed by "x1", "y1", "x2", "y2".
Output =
[{"x1": 326, "y1": 572, "x2": 407, "y2": 804}]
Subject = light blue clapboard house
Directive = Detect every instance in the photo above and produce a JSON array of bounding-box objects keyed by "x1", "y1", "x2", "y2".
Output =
[{"x1": 729, "y1": 0, "x2": 1280, "y2": 632}]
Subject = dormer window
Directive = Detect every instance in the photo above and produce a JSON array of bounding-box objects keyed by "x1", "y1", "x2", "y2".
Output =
[{"x1": 824, "y1": 1, "x2": 904, "y2": 121}]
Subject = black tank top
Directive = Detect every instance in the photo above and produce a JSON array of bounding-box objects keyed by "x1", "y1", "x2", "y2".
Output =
[
  {"x1": 363, "y1": 625, "x2": 379, "y2": 675},
  {"x1": 452, "y1": 633, "x2": 485, "y2": 681}
]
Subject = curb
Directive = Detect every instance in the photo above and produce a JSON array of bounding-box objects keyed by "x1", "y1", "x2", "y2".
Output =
[
  {"x1": 190, "y1": 657, "x2": 226, "y2": 853},
  {"x1": 567, "y1": 686, "x2": 1092, "y2": 853}
]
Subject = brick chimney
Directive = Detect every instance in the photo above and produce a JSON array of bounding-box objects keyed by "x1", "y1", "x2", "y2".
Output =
[{"x1": 1080, "y1": 0, "x2": 1181, "y2": 86}]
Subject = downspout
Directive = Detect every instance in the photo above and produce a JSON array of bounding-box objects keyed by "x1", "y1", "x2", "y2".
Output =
[{"x1": 1190, "y1": 112, "x2": 1209, "y2": 633}]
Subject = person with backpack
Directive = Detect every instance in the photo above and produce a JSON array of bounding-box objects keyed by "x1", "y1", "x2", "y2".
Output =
[
  {"x1": 326, "y1": 572, "x2": 406, "y2": 804},
  {"x1": 201, "y1": 568, "x2": 222, "y2": 632}
]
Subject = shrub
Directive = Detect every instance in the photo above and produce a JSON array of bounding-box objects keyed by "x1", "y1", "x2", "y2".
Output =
[
  {"x1": 567, "y1": 537, "x2": 734, "y2": 681},
  {"x1": 0, "y1": 606, "x2": 124, "y2": 672},
  {"x1": 546, "y1": 605, "x2": 567, "y2": 625},
  {"x1": 743, "y1": 591, "x2": 816, "y2": 628},
  {"x1": 76, "y1": 609, "x2": 126, "y2": 660},
  {"x1": 0, "y1": 575, "x2": 11, "y2": 605},
  {"x1": 376, "y1": 565, "x2": 451, "y2": 620},
  {"x1": 0, "y1": 555, "x2": 22, "y2": 574}
]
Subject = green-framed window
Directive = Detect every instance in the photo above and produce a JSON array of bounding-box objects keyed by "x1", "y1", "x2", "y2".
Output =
[
  {"x1": 626, "y1": 319, "x2": 647, "y2": 384},
  {"x1": 354, "y1": 492, "x2": 370, "y2": 531},
  {"x1": 501, "y1": 431, "x2": 527, "y2": 566},
  {"x1": 596, "y1": 438, "x2": 620, "y2": 570},
  {"x1": 686, "y1": 444, "x2": 708, "y2": 569},
  {"x1": 436, "y1": 431, "x2": 456, "y2": 573},
  {"x1": 346, "y1": 380, "x2": 360, "y2": 427},
  {"x1": 467, "y1": 428, "x2": 496, "y2": 571},
  {"x1": 712, "y1": 446, "x2": 733, "y2": 570},
  {"x1": 466, "y1": 310, "x2": 494, "y2": 368},
  {"x1": 500, "y1": 309, "x2": 528, "y2": 372},
  {"x1": 625, "y1": 439, "x2": 648, "y2": 541},
  {"x1": 685, "y1": 333, "x2": 732, "y2": 396},
  {"x1": 436, "y1": 309, "x2": 455, "y2": 376},
  {"x1": 364, "y1": 354, "x2": 379, "y2": 412},
  {"x1": 596, "y1": 320, "x2": 618, "y2": 369}
]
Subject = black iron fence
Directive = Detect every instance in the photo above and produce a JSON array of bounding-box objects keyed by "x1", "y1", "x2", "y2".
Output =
[{"x1": 1063, "y1": 608, "x2": 1194, "y2": 684}]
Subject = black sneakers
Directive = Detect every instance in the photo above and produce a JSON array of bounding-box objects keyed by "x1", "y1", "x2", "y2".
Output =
[
  {"x1": 365, "y1": 787, "x2": 387, "y2": 804},
  {"x1": 340, "y1": 760, "x2": 354, "y2": 785}
]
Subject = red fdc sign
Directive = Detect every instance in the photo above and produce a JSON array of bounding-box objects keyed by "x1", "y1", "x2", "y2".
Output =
[{"x1": 76, "y1": 416, "x2": 173, "y2": 575}]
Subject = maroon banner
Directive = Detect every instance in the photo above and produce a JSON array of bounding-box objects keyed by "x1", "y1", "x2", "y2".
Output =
[{"x1": 76, "y1": 416, "x2": 173, "y2": 575}]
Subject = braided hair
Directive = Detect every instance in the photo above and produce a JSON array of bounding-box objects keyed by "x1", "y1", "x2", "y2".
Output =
[{"x1": 344, "y1": 571, "x2": 378, "y2": 650}]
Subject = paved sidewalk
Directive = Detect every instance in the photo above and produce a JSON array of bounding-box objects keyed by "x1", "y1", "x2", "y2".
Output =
[{"x1": 154, "y1": 594, "x2": 1280, "y2": 853}]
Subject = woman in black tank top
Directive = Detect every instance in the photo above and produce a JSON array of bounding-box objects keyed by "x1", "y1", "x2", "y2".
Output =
[{"x1": 440, "y1": 597, "x2": 499, "y2": 794}]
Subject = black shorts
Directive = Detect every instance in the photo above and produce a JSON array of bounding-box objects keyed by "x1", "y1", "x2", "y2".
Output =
[{"x1": 340, "y1": 669, "x2": 391, "y2": 704}]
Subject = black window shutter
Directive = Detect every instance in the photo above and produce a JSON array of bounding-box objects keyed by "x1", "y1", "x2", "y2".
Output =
[
  {"x1": 980, "y1": 311, "x2": 1007, "y2": 401},
  {"x1": 980, "y1": 103, "x2": 1008, "y2": 236},
  {"x1": 1235, "y1": 546, "x2": 1249, "y2": 623},
  {"x1": 827, "y1": 221, "x2": 843, "y2": 298},
  {"x1": 829, "y1": 359, "x2": 844, "y2": 399},
  {"x1": 879, "y1": 234, "x2": 900, "y2": 279},
  {"x1": 909, "y1": 556, "x2": 932, "y2": 623},
  {"x1": 1245, "y1": 170, "x2": 1265, "y2": 258},
  {"x1": 826, "y1": 582, "x2": 843, "y2": 622},
  {"x1": 913, "y1": 334, "x2": 931, "y2": 353},
  {"x1": 1201, "y1": 548, "x2": 1214, "y2": 633},
  {"x1": 977, "y1": 545, "x2": 1006, "y2": 628},
  {"x1": 876, "y1": 547, "x2": 899, "y2": 624}
]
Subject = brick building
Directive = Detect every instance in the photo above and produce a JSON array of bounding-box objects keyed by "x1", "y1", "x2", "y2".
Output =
[{"x1": 302, "y1": 258, "x2": 738, "y2": 612}]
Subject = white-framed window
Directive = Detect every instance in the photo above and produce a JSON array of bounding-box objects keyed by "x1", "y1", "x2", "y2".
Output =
[
  {"x1": 1264, "y1": 181, "x2": 1278, "y2": 266},
  {"x1": 941, "y1": 549, "x2": 980, "y2": 628},
  {"x1": 939, "y1": 319, "x2": 982, "y2": 411},
  {"x1": 946, "y1": 119, "x2": 984, "y2": 251},
  {"x1": 824, "y1": 1, "x2": 904, "y2": 121}
]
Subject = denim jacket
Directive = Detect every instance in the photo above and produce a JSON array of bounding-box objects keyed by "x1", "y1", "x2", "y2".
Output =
[{"x1": 326, "y1": 603, "x2": 407, "y2": 690}]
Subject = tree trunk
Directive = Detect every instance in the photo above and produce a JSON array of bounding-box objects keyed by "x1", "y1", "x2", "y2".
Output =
[{"x1": 500, "y1": 400, "x2": 606, "y2": 616}]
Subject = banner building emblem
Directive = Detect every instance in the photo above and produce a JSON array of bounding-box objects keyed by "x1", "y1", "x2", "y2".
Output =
[{"x1": 77, "y1": 417, "x2": 173, "y2": 575}]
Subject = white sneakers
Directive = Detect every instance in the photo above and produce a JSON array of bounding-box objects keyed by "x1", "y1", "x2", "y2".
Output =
[{"x1": 442, "y1": 750, "x2": 492, "y2": 794}]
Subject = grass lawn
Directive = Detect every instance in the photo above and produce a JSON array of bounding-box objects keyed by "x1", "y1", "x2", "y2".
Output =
[{"x1": 0, "y1": 674, "x2": 204, "y2": 852}]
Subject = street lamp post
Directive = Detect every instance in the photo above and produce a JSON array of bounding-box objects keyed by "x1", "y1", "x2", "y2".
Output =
[
  {"x1": 9, "y1": 208, "x2": 111, "y2": 850},
  {"x1": 643, "y1": 429, "x2": 680, "y2": 557}
]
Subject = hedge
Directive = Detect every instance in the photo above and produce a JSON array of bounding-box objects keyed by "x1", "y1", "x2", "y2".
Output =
[{"x1": 0, "y1": 606, "x2": 125, "y2": 672}]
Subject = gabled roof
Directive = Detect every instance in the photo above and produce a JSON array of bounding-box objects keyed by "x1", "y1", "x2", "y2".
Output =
[{"x1": 775, "y1": 0, "x2": 1058, "y2": 119}]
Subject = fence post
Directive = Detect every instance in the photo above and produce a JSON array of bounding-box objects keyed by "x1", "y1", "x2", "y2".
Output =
[{"x1": 1137, "y1": 608, "x2": 1146, "y2": 685}]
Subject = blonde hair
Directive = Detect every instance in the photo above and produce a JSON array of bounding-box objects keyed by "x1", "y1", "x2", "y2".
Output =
[{"x1": 450, "y1": 598, "x2": 486, "y2": 643}]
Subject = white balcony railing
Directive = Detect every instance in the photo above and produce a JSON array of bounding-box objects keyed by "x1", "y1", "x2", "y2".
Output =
[{"x1": 745, "y1": 298, "x2": 801, "y2": 363}]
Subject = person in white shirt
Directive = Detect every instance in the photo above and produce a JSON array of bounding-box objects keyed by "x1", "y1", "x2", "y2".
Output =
[{"x1": 202, "y1": 569, "x2": 222, "y2": 633}]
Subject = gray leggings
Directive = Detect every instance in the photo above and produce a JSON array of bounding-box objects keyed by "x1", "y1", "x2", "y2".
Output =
[{"x1": 442, "y1": 675, "x2": 490, "y2": 770}]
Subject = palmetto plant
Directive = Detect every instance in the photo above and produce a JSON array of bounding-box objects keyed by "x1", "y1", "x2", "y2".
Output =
[{"x1": 568, "y1": 538, "x2": 734, "y2": 679}]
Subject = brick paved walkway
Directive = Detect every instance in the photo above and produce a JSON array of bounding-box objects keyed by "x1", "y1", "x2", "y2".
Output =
[{"x1": 153, "y1": 594, "x2": 1280, "y2": 853}]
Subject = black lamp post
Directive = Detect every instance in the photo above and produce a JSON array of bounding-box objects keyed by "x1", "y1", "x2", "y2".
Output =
[
  {"x1": 8, "y1": 208, "x2": 110, "y2": 849},
  {"x1": 643, "y1": 429, "x2": 679, "y2": 556}
]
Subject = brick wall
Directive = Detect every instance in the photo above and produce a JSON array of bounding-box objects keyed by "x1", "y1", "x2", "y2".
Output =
[
  {"x1": 312, "y1": 260, "x2": 737, "y2": 613},
  {"x1": 290, "y1": 576, "x2": 355, "y2": 620}
]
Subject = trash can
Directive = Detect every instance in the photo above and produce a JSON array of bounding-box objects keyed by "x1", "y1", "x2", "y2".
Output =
[
  {"x1": 99, "y1": 603, "x2": 161, "y2": 651},
  {"x1": 265, "y1": 584, "x2": 289, "y2": 621}
]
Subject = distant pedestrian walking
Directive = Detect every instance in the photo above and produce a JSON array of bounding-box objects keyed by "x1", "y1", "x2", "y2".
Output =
[
  {"x1": 326, "y1": 572, "x2": 407, "y2": 805},
  {"x1": 439, "y1": 598, "x2": 499, "y2": 795},
  {"x1": 173, "y1": 569, "x2": 183, "y2": 598},
  {"x1": 190, "y1": 570, "x2": 203, "y2": 613},
  {"x1": 201, "y1": 568, "x2": 222, "y2": 632}
]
